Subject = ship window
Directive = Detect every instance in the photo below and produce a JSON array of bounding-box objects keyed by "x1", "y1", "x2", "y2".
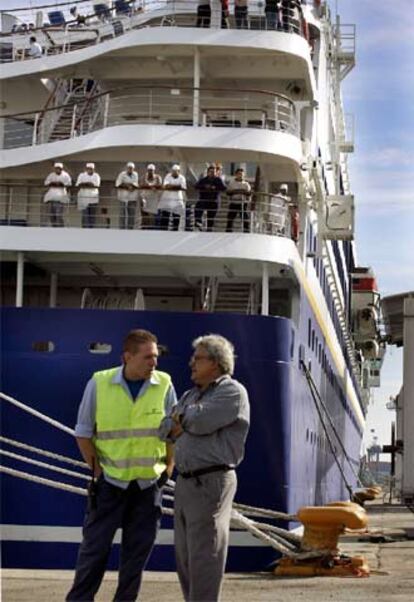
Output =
[
  {"x1": 306, "y1": 428, "x2": 309, "y2": 442},
  {"x1": 311, "y1": 330, "x2": 315, "y2": 351},
  {"x1": 308, "y1": 319, "x2": 312, "y2": 347},
  {"x1": 32, "y1": 341, "x2": 55, "y2": 352},
  {"x1": 89, "y1": 342, "x2": 112, "y2": 354}
]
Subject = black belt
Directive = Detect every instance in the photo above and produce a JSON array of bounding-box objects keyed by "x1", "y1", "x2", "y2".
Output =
[{"x1": 179, "y1": 465, "x2": 233, "y2": 479}]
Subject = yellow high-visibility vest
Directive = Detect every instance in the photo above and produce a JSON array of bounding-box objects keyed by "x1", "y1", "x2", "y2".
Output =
[{"x1": 93, "y1": 367, "x2": 170, "y2": 482}]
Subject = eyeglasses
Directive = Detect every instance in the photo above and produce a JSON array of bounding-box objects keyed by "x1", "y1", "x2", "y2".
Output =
[{"x1": 191, "y1": 354, "x2": 212, "y2": 362}]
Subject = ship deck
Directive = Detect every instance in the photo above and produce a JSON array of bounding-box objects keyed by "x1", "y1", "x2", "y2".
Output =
[{"x1": 2, "y1": 503, "x2": 413, "y2": 601}]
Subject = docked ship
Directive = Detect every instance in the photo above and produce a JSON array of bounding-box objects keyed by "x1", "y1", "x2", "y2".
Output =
[{"x1": 0, "y1": 0, "x2": 384, "y2": 571}]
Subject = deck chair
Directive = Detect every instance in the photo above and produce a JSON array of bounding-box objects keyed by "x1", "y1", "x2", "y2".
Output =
[
  {"x1": 94, "y1": 3, "x2": 112, "y2": 21},
  {"x1": 47, "y1": 11, "x2": 66, "y2": 26},
  {"x1": 114, "y1": 0, "x2": 131, "y2": 16}
]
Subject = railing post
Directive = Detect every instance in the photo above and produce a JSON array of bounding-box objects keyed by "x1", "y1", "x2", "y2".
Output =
[
  {"x1": 193, "y1": 47, "x2": 200, "y2": 126},
  {"x1": 261, "y1": 262, "x2": 269, "y2": 316},
  {"x1": 16, "y1": 252, "x2": 25, "y2": 308},
  {"x1": 32, "y1": 113, "x2": 39, "y2": 145},
  {"x1": 103, "y1": 94, "x2": 110, "y2": 128},
  {"x1": 70, "y1": 105, "x2": 77, "y2": 137},
  {"x1": 49, "y1": 272, "x2": 58, "y2": 308}
]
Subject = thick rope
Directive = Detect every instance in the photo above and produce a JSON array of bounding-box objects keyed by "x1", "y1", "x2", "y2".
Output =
[
  {"x1": 0, "y1": 392, "x2": 74, "y2": 436},
  {"x1": 233, "y1": 502, "x2": 296, "y2": 521},
  {"x1": 0, "y1": 436, "x2": 88, "y2": 468},
  {"x1": 0, "y1": 449, "x2": 89, "y2": 481},
  {"x1": 0, "y1": 465, "x2": 87, "y2": 496}
]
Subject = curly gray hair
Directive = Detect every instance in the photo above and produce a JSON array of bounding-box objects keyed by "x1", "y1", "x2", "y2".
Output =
[{"x1": 192, "y1": 334, "x2": 235, "y2": 375}]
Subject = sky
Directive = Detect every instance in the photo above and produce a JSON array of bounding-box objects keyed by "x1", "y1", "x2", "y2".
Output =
[
  {"x1": 2, "y1": 0, "x2": 413, "y2": 448},
  {"x1": 327, "y1": 0, "x2": 414, "y2": 451}
]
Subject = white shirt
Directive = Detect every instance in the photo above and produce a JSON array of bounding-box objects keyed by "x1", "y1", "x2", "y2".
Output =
[
  {"x1": 75, "y1": 171, "x2": 101, "y2": 209},
  {"x1": 115, "y1": 170, "x2": 139, "y2": 203},
  {"x1": 142, "y1": 173, "x2": 162, "y2": 214},
  {"x1": 43, "y1": 171, "x2": 72, "y2": 203},
  {"x1": 159, "y1": 173, "x2": 187, "y2": 214},
  {"x1": 29, "y1": 42, "x2": 42, "y2": 58},
  {"x1": 227, "y1": 178, "x2": 251, "y2": 201}
]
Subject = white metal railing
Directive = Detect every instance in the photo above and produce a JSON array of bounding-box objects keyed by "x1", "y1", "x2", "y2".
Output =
[
  {"x1": 0, "y1": 189, "x2": 293, "y2": 239},
  {"x1": 1, "y1": 86, "x2": 298, "y2": 149},
  {"x1": 0, "y1": 0, "x2": 313, "y2": 64}
]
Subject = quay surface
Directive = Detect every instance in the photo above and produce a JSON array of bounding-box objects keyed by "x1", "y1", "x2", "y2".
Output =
[{"x1": 2, "y1": 504, "x2": 413, "y2": 601}]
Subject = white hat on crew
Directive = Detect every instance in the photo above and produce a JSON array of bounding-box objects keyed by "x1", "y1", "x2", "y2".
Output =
[{"x1": 54, "y1": 162, "x2": 63, "y2": 168}]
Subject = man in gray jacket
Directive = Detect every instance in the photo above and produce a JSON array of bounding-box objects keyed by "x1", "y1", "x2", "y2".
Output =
[{"x1": 159, "y1": 334, "x2": 250, "y2": 601}]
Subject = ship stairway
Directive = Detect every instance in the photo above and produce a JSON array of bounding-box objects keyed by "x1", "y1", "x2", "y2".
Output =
[
  {"x1": 213, "y1": 282, "x2": 258, "y2": 314},
  {"x1": 36, "y1": 80, "x2": 103, "y2": 143},
  {"x1": 333, "y1": 20, "x2": 356, "y2": 81}
]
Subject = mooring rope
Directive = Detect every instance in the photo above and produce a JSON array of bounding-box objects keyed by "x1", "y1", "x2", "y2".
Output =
[
  {"x1": 1, "y1": 390, "x2": 303, "y2": 555},
  {"x1": 0, "y1": 435, "x2": 88, "y2": 468},
  {"x1": 0, "y1": 465, "x2": 88, "y2": 496},
  {"x1": 0, "y1": 392, "x2": 75, "y2": 436},
  {"x1": 0, "y1": 449, "x2": 90, "y2": 481}
]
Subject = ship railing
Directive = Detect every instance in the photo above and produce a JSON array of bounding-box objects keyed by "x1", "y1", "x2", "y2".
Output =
[
  {"x1": 1, "y1": 86, "x2": 298, "y2": 149},
  {"x1": 0, "y1": 0, "x2": 311, "y2": 64},
  {"x1": 0, "y1": 188, "x2": 293, "y2": 239}
]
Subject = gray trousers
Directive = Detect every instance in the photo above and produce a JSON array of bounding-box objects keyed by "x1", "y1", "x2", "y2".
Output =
[{"x1": 174, "y1": 470, "x2": 237, "y2": 602}]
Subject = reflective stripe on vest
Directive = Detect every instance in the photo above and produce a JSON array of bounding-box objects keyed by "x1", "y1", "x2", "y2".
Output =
[{"x1": 93, "y1": 367, "x2": 171, "y2": 482}]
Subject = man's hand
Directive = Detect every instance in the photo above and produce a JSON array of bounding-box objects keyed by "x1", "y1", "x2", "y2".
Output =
[{"x1": 170, "y1": 411, "x2": 184, "y2": 438}]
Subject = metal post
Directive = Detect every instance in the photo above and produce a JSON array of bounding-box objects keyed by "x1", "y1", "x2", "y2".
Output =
[
  {"x1": 193, "y1": 47, "x2": 200, "y2": 127},
  {"x1": 261, "y1": 263, "x2": 269, "y2": 316},
  {"x1": 16, "y1": 252, "x2": 24, "y2": 307},
  {"x1": 103, "y1": 93, "x2": 110, "y2": 128},
  {"x1": 402, "y1": 297, "x2": 414, "y2": 502},
  {"x1": 49, "y1": 272, "x2": 58, "y2": 308}
]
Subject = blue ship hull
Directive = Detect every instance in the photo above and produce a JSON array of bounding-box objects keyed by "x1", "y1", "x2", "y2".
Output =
[{"x1": 1, "y1": 307, "x2": 363, "y2": 571}]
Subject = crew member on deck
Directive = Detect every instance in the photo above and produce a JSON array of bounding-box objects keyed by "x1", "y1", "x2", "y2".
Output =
[
  {"x1": 66, "y1": 329, "x2": 177, "y2": 602},
  {"x1": 75, "y1": 162, "x2": 101, "y2": 228},
  {"x1": 159, "y1": 334, "x2": 250, "y2": 602},
  {"x1": 115, "y1": 162, "x2": 140, "y2": 230},
  {"x1": 43, "y1": 162, "x2": 72, "y2": 227}
]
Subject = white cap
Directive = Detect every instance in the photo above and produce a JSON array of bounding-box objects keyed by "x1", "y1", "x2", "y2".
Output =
[
  {"x1": 147, "y1": 163, "x2": 156, "y2": 170},
  {"x1": 171, "y1": 164, "x2": 180, "y2": 171},
  {"x1": 54, "y1": 162, "x2": 63, "y2": 168},
  {"x1": 127, "y1": 161, "x2": 135, "y2": 168},
  {"x1": 86, "y1": 162, "x2": 95, "y2": 169},
  {"x1": 280, "y1": 183, "x2": 288, "y2": 191}
]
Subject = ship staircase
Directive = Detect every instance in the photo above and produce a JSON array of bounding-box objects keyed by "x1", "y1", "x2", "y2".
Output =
[
  {"x1": 35, "y1": 79, "x2": 103, "y2": 144},
  {"x1": 202, "y1": 278, "x2": 258, "y2": 314}
]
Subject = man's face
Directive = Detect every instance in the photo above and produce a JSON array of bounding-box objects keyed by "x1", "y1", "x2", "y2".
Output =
[
  {"x1": 189, "y1": 345, "x2": 218, "y2": 386},
  {"x1": 207, "y1": 167, "x2": 215, "y2": 178},
  {"x1": 54, "y1": 167, "x2": 62, "y2": 174},
  {"x1": 147, "y1": 168, "x2": 154, "y2": 176},
  {"x1": 172, "y1": 169, "x2": 179, "y2": 177},
  {"x1": 127, "y1": 166, "x2": 133, "y2": 174},
  {"x1": 86, "y1": 167, "x2": 94, "y2": 175},
  {"x1": 235, "y1": 170, "x2": 243, "y2": 181},
  {"x1": 123, "y1": 341, "x2": 158, "y2": 380}
]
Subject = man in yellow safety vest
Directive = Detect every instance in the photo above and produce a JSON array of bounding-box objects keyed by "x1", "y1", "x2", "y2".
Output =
[{"x1": 66, "y1": 329, "x2": 176, "y2": 601}]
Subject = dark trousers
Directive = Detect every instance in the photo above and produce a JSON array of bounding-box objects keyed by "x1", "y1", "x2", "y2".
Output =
[
  {"x1": 196, "y1": 4, "x2": 211, "y2": 27},
  {"x1": 119, "y1": 202, "x2": 137, "y2": 230},
  {"x1": 82, "y1": 205, "x2": 97, "y2": 228},
  {"x1": 226, "y1": 201, "x2": 250, "y2": 232},
  {"x1": 194, "y1": 199, "x2": 218, "y2": 231},
  {"x1": 66, "y1": 479, "x2": 161, "y2": 602},
  {"x1": 159, "y1": 210, "x2": 180, "y2": 231},
  {"x1": 48, "y1": 201, "x2": 65, "y2": 227},
  {"x1": 235, "y1": 6, "x2": 248, "y2": 28}
]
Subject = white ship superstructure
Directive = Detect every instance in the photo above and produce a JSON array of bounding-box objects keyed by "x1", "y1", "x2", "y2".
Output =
[{"x1": 0, "y1": 0, "x2": 384, "y2": 571}]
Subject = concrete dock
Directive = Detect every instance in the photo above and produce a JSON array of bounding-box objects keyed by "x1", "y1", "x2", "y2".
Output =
[{"x1": 2, "y1": 504, "x2": 414, "y2": 601}]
